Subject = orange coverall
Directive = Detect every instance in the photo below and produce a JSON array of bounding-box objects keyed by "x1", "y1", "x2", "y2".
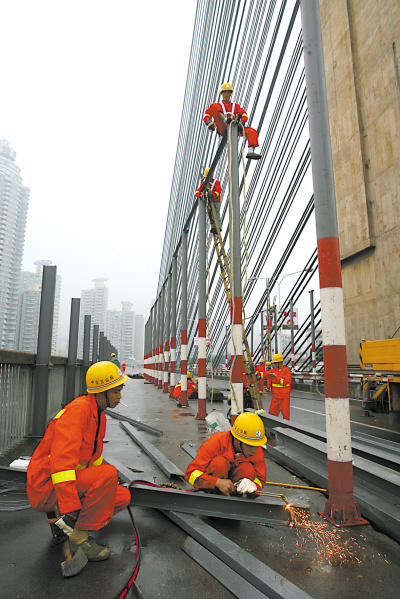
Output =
[
  {"x1": 172, "y1": 380, "x2": 197, "y2": 400},
  {"x1": 255, "y1": 363, "x2": 266, "y2": 393},
  {"x1": 267, "y1": 365, "x2": 292, "y2": 420},
  {"x1": 185, "y1": 430, "x2": 266, "y2": 491},
  {"x1": 26, "y1": 394, "x2": 130, "y2": 531},
  {"x1": 195, "y1": 178, "x2": 222, "y2": 200},
  {"x1": 203, "y1": 100, "x2": 259, "y2": 148}
]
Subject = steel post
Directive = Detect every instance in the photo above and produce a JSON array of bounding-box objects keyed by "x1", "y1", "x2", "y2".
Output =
[
  {"x1": 65, "y1": 298, "x2": 80, "y2": 405},
  {"x1": 229, "y1": 123, "x2": 243, "y2": 421},
  {"x1": 301, "y1": 0, "x2": 365, "y2": 525},
  {"x1": 290, "y1": 299, "x2": 295, "y2": 371},
  {"x1": 31, "y1": 265, "x2": 57, "y2": 437},
  {"x1": 164, "y1": 274, "x2": 171, "y2": 393},
  {"x1": 261, "y1": 311, "x2": 264, "y2": 359},
  {"x1": 92, "y1": 324, "x2": 99, "y2": 363},
  {"x1": 180, "y1": 230, "x2": 188, "y2": 406},
  {"x1": 197, "y1": 198, "x2": 207, "y2": 420},
  {"x1": 99, "y1": 331, "x2": 104, "y2": 361},
  {"x1": 170, "y1": 256, "x2": 177, "y2": 395},
  {"x1": 81, "y1": 315, "x2": 91, "y2": 395},
  {"x1": 274, "y1": 306, "x2": 278, "y2": 354},
  {"x1": 309, "y1": 290, "x2": 316, "y2": 374}
]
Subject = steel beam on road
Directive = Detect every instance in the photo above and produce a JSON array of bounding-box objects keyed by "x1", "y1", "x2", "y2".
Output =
[
  {"x1": 164, "y1": 511, "x2": 313, "y2": 599},
  {"x1": 119, "y1": 422, "x2": 184, "y2": 477},
  {"x1": 129, "y1": 484, "x2": 307, "y2": 525},
  {"x1": 182, "y1": 537, "x2": 267, "y2": 599},
  {"x1": 104, "y1": 409, "x2": 163, "y2": 436},
  {"x1": 181, "y1": 442, "x2": 197, "y2": 459}
]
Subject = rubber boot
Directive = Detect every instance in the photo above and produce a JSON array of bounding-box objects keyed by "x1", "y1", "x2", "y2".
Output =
[{"x1": 69, "y1": 537, "x2": 111, "y2": 562}]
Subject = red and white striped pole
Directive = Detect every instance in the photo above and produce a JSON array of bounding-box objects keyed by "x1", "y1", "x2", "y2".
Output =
[
  {"x1": 290, "y1": 299, "x2": 295, "y2": 371},
  {"x1": 154, "y1": 299, "x2": 159, "y2": 387},
  {"x1": 225, "y1": 325, "x2": 228, "y2": 371},
  {"x1": 180, "y1": 230, "x2": 188, "y2": 407},
  {"x1": 151, "y1": 304, "x2": 156, "y2": 384},
  {"x1": 158, "y1": 291, "x2": 163, "y2": 390},
  {"x1": 309, "y1": 290, "x2": 317, "y2": 374},
  {"x1": 301, "y1": 0, "x2": 366, "y2": 525},
  {"x1": 163, "y1": 281, "x2": 170, "y2": 393},
  {"x1": 196, "y1": 200, "x2": 207, "y2": 420},
  {"x1": 170, "y1": 256, "x2": 177, "y2": 397},
  {"x1": 228, "y1": 123, "x2": 243, "y2": 424}
]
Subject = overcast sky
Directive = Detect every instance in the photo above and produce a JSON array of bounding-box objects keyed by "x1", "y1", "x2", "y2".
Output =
[{"x1": 0, "y1": 1, "x2": 197, "y2": 345}]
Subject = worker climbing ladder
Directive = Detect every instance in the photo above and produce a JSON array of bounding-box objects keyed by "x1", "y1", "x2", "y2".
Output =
[{"x1": 207, "y1": 200, "x2": 263, "y2": 411}]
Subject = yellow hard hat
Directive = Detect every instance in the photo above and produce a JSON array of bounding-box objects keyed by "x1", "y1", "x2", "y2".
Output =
[
  {"x1": 204, "y1": 168, "x2": 214, "y2": 177},
  {"x1": 231, "y1": 413, "x2": 267, "y2": 447},
  {"x1": 266, "y1": 361, "x2": 271, "y2": 366},
  {"x1": 111, "y1": 353, "x2": 116, "y2": 358},
  {"x1": 272, "y1": 353, "x2": 283, "y2": 363},
  {"x1": 195, "y1": 377, "x2": 198, "y2": 382},
  {"x1": 258, "y1": 357, "x2": 264, "y2": 363},
  {"x1": 187, "y1": 371, "x2": 192, "y2": 379},
  {"x1": 86, "y1": 361, "x2": 129, "y2": 394},
  {"x1": 220, "y1": 82, "x2": 233, "y2": 93}
]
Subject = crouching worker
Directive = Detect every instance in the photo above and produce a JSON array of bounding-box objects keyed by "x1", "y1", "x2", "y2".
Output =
[
  {"x1": 173, "y1": 371, "x2": 197, "y2": 403},
  {"x1": 185, "y1": 412, "x2": 266, "y2": 498},
  {"x1": 26, "y1": 361, "x2": 131, "y2": 561}
]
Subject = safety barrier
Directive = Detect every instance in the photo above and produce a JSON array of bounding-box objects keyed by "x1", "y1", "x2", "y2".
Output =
[{"x1": 0, "y1": 349, "x2": 82, "y2": 456}]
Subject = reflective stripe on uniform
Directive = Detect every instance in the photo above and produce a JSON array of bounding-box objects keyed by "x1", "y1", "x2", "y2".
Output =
[
  {"x1": 51, "y1": 470, "x2": 76, "y2": 485},
  {"x1": 53, "y1": 409, "x2": 66, "y2": 419},
  {"x1": 76, "y1": 463, "x2": 86, "y2": 470},
  {"x1": 272, "y1": 383, "x2": 290, "y2": 388},
  {"x1": 219, "y1": 101, "x2": 237, "y2": 115},
  {"x1": 254, "y1": 477, "x2": 262, "y2": 488},
  {"x1": 189, "y1": 469, "x2": 204, "y2": 486},
  {"x1": 92, "y1": 455, "x2": 103, "y2": 466}
]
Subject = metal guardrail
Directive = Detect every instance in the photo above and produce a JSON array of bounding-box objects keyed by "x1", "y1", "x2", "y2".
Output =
[{"x1": 0, "y1": 350, "x2": 83, "y2": 456}]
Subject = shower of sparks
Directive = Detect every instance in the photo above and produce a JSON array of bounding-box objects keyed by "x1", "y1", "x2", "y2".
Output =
[{"x1": 290, "y1": 508, "x2": 363, "y2": 568}]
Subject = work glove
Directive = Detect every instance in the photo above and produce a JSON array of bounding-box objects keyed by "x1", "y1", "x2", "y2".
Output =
[
  {"x1": 207, "y1": 122, "x2": 216, "y2": 132},
  {"x1": 55, "y1": 510, "x2": 80, "y2": 537},
  {"x1": 236, "y1": 478, "x2": 258, "y2": 495}
]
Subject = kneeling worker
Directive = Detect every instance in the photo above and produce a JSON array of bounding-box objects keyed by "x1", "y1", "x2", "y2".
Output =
[
  {"x1": 173, "y1": 371, "x2": 197, "y2": 403},
  {"x1": 27, "y1": 361, "x2": 131, "y2": 561},
  {"x1": 185, "y1": 412, "x2": 266, "y2": 497}
]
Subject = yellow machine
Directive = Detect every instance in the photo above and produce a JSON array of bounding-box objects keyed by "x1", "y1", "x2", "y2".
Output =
[
  {"x1": 359, "y1": 339, "x2": 400, "y2": 414},
  {"x1": 359, "y1": 339, "x2": 400, "y2": 372}
]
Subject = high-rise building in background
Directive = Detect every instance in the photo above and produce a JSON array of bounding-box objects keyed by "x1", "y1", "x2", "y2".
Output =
[
  {"x1": 134, "y1": 313, "x2": 144, "y2": 362},
  {"x1": 79, "y1": 278, "x2": 108, "y2": 359},
  {"x1": 0, "y1": 140, "x2": 30, "y2": 349},
  {"x1": 15, "y1": 260, "x2": 61, "y2": 354},
  {"x1": 107, "y1": 302, "x2": 135, "y2": 363}
]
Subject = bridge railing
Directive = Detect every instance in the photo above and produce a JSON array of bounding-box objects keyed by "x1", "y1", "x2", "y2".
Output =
[{"x1": 0, "y1": 350, "x2": 82, "y2": 456}]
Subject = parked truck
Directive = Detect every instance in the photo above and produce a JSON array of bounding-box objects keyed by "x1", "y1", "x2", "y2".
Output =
[{"x1": 359, "y1": 339, "x2": 400, "y2": 415}]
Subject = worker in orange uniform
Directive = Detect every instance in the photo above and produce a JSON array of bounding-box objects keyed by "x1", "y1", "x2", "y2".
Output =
[
  {"x1": 255, "y1": 357, "x2": 266, "y2": 394},
  {"x1": 172, "y1": 371, "x2": 197, "y2": 402},
  {"x1": 26, "y1": 361, "x2": 131, "y2": 562},
  {"x1": 266, "y1": 353, "x2": 292, "y2": 420},
  {"x1": 195, "y1": 168, "x2": 222, "y2": 234},
  {"x1": 185, "y1": 412, "x2": 266, "y2": 496},
  {"x1": 203, "y1": 82, "x2": 261, "y2": 160}
]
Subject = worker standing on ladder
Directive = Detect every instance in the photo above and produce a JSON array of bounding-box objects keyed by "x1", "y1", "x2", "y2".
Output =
[
  {"x1": 255, "y1": 357, "x2": 266, "y2": 394},
  {"x1": 266, "y1": 354, "x2": 292, "y2": 420},
  {"x1": 26, "y1": 362, "x2": 131, "y2": 561},
  {"x1": 203, "y1": 82, "x2": 261, "y2": 160},
  {"x1": 195, "y1": 168, "x2": 222, "y2": 234},
  {"x1": 185, "y1": 413, "x2": 266, "y2": 496}
]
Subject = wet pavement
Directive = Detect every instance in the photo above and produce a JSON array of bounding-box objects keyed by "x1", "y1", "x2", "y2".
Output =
[{"x1": 1, "y1": 369, "x2": 400, "y2": 598}]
